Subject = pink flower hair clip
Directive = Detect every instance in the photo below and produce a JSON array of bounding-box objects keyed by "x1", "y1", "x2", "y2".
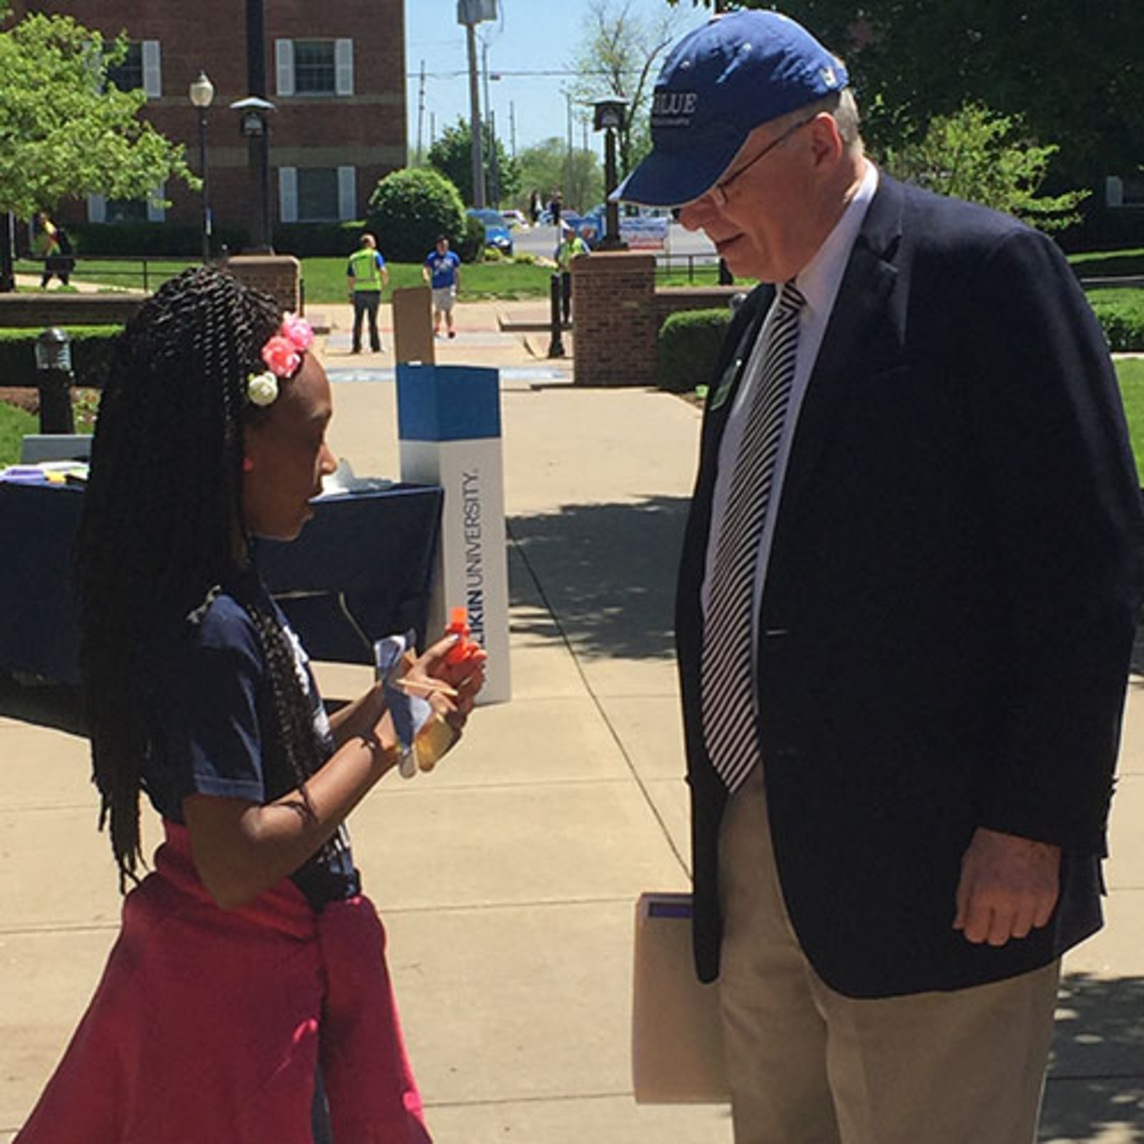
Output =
[{"x1": 246, "y1": 313, "x2": 315, "y2": 407}]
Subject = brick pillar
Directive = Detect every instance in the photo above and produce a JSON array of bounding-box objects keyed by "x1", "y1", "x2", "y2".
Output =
[
  {"x1": 224, "y1": 254, "x2": 302, "y2": 314},
  {"x1": 572, "y1": 252, "x2": 658, "y2": 387}
]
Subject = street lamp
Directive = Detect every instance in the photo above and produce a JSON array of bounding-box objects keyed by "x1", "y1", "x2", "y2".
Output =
[
  {"x1": 188, "y1": 70, "x2": 215, "y2": 264},
  {"x1": 593, "y1": 98, "x2": 629, "y2": 251},
  {"x1": 230, "y1": 95, "x2": 275, "y2": 252}
]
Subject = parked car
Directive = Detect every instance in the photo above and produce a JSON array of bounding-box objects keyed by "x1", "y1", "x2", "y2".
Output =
[
  {"x1": 501, "y1": 209, "x2": 528, "y2": 229},
  {"x1": 467, "y1": 208, "x2": 514, "y2": 256}
]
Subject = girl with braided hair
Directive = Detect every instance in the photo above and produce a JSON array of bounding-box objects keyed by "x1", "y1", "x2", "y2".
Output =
[{"x1": 17, "y1": 267, "x2": 484, "y2": 1143}]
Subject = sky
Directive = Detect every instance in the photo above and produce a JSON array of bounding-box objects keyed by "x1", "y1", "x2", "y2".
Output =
[{"x1": 404, "y1": 0, "x2": 699, "y2": 162}]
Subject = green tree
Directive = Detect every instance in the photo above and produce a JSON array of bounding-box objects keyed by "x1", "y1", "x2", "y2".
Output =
[
  {"x1": 0, "y1": 5, "x2": 195, "y2": 287},
  {"x1": 366, "y1": 167, "x2": 466, "y2": 262},
  {"x1": 427, "y1": 117, "x2": 521, "y2": 208},
  {"x1": 569, "y1": 0, "x2": 682, "y2": 177},
  {"x1": 516, "y1": 137, "x2": 603, "y2": 216},
  {"x1": 666, "y1": 0, "x2": 1144, "y2": 191},
  {"x1": 884, "y1": 103, "x2": 1088, "y2": 231}
]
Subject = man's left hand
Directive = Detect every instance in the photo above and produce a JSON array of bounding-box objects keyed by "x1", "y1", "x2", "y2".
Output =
[{"x1": 954, "y1": 827, "x2": 1061, "y2": 946}]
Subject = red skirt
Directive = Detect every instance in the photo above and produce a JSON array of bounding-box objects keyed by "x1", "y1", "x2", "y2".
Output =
[{"x1": 17, "y1": 823, "x2": 431, "y2": 1143}]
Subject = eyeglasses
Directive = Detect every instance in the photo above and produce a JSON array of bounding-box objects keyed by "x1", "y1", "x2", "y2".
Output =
[{"x1": 706, "y1": 116, "x2": 817, "y2": 207}]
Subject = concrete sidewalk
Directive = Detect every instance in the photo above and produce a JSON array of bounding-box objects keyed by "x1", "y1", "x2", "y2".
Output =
[{"x1": 1, "y1": 302, "x2": 1143, "y2": 1141}]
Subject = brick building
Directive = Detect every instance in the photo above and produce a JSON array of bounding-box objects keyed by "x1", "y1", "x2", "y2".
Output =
[{"x1": 10, "y1": 0, "x2": 407, "y2": 240}]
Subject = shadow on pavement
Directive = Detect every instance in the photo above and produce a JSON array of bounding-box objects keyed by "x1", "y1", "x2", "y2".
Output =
[
  {"x1": 0, "y1": 671, "x2": 87, "y2": 736},
  {"x1": 1041, "y1": 971, "x2": 1144, "y2": 1141},
  {"x1": 508, "y1": 494, "x2": 690, "y2": 662}
]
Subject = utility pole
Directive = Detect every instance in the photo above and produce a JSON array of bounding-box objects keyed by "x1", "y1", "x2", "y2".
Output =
[
  {"x1": 465, "y1": 23, "x2": 485, "y2": 207},
  {"x1": 509, "y1": 101, "x2": 516, "y2": 159},
  {"x1": 458, "y1": 0, "x2": 496, "y2": 208},
  {"x1": 489, "y1": 110, "x2": 500, "y2": 206},
  {"x1": 565, "y1": 92, "x2": 573, "y2": 206},
  {"x1": 482, "y1": 39, "x2": 501, "y2": 207},
  {"x1": 416, "y1": 60, "x2": 426, "y2": 166}
]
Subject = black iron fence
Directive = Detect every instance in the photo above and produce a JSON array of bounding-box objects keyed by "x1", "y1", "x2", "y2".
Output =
[{"x1": 16, "y1": 253, "x2": 197, "y2": 295}]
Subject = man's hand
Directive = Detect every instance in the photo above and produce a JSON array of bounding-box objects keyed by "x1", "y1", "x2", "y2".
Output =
[{"x1": 954, "y1": 827, "x2": 1061, "y2": 946}]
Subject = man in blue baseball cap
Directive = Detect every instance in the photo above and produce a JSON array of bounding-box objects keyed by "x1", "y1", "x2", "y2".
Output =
[{"x1": 622, "y1": 10, "x2": 1143, "y2": 1143}]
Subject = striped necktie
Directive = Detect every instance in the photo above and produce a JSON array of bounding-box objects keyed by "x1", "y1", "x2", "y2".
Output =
[{"x1": 701, "y1": 280, "x2": 806, "y2": 793}]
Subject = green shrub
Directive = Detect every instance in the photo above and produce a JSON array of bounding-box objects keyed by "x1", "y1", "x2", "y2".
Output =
[
  {"x1": 70, "y1": 221, "x2": 249, "y2": 257},
  {"x1": 456, "y1": 211, "x2": 487, "y2": 264},
  {"x1": 1088, "y1": 289, "x2": 1144, "y2": 351},
  {"x1": 0, "y1": 326, "x2": 122, "y2": 391},
  {"x1": 366, "y1": 168, "x2": 466, "y2": 263},
  {"x1": 658, "y1": 308, "x2": 733, "y2": 393},
  {"x1": 273, "y1": 221, "x2": 366, "y2": 258}
]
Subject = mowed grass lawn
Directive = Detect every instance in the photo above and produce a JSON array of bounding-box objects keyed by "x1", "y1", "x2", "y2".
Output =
[
  {"x1": 1116, "y1": 357, "x2": 1144, "y2": 481},
  {"x1": 0, "y1": 400, "x2": 36, "y2": 465},
  {"x1": 16, "y1": 256, "x2": 554, "y2": 303},
  {"x1": 299, "y1": 257, "x2": 552, "y2": 302}
]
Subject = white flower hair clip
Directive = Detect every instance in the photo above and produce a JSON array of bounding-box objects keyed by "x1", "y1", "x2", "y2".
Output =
[{"x1": 246, "y1": 370, "x2": 279, "y2": 407}]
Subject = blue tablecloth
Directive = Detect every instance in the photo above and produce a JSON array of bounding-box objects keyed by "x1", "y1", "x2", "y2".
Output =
[{"x1": 0, "y1": 482, "x2": 443, "y2": 683}]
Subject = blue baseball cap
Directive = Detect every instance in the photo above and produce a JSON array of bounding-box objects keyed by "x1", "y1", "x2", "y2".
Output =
[{"x1": 613, "y1": 11, "x2": 848, "y2": 207}]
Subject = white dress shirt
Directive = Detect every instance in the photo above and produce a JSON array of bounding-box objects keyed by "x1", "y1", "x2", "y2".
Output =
[{"x1": 701, "y1": 161, "x2": 879, "y2": 664}]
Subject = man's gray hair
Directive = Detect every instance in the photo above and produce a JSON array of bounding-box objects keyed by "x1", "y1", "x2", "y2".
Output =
[{"x1": 777, "y1": 88, "x2": 862, "y2": 151}]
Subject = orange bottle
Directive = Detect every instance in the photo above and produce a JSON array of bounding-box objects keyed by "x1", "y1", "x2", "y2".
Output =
[{"x1": 444, "y1": 606, "x2": 478, "y2": 665}]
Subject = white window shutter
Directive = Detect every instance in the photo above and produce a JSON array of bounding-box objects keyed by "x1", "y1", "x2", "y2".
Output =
[
  {"x1": 276, "y1": 39, "x2": 295, "y2": 97},
  {"x1": 88, "y1": 193, "x2": 106, "y2": 223},
  {"x1": 279, "y1": 167, "x2": 298, "y2": 223},
  {"x1": 1106, "y1": 176, "x2": 1125, "y2": 208},
  {"x1": 142, "y1": 41, "x2": 161, "y2": 98},
  {"x1": 335, "y1": 39, "x2": 354, "y2": 96},
  {"x1": 337, "y1": 166, "x2": 356, "y2": 221},
  {"x1": 147, "y1": 183, "x2": 166, "y2": 223}
]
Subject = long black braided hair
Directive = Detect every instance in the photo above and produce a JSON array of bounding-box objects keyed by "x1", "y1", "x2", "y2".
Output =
[{"x1": 76, "y1": 267, "x2": 330, "y2": 888}]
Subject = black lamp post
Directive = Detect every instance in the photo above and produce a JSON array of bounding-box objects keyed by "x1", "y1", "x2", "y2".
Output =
[
  {"x1": 34, "y1": 328, "x2": 74, "y2": 434},
  {"x1": 189, "y1": 70, "x2": 215, "y2": 264},
  {"x1": 593, "y1": 98, "x2": 629, "y2": 251},
  {"x1": 230, "y1": 96, "x2": 275, "y2": 252}
]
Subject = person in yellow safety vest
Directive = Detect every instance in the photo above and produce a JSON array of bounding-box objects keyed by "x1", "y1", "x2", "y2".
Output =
[
  {"x1": 346, "y1": 233, "x2": 389, "y2": 354},
  {"x1": 555, "y1": 224, "x2": 589, "y2": 325}
]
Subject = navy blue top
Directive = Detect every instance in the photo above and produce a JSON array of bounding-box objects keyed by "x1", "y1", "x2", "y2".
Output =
[{"x1": 139, "y1": 572, "x2": 359, "y2": 908}]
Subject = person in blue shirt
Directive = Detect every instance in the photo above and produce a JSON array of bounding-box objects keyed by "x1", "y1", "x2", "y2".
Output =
[
  {"x1": 422, "y1": 235, "x2": 462, "y2": 338},
  {"x1": 17, "y1": 267, "x2": 486, "y2": 1144},
  {"x1": 346, "y1": 233, "x2": 389, "y2": 354}
]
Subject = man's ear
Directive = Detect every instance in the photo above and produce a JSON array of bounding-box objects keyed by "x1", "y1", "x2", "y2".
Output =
[{"x1": 807, "y1": 113, "x2": 844, "y2": 169}]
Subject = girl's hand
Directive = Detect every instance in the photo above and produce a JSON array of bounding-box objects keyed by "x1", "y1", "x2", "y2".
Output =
[{"x1": 403, "y1": 631, "x2": 488, "y2": 732}]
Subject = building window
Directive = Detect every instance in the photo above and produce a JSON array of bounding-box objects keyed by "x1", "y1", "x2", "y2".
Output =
[
  {"x1": 279, "y1": 166, "x2": 356, "y2": 223},
  {"x1": 276, "y1": 39, "x2": 353, "y2": 97},
  {"x1": 106, "y1": 198, "x2": 149, "y2": 224},
  {"x1": 297, "y1": 168, "x2": 340, "y2": 221},
  {"x1": 294, "y1": 41, "x2": 336, "y2": 94},
  {"x1": 88, "y1": 186, "x2": 166, "y2": 224},
  {"x1": 106, "y1": 42, "x2": 142, "y2": 92},
  {"x1": 106, "y1": 41, "x2": 161, "y2": 98},
  {"x1": 1123, "y1": 177, "x2": 1144, "y2": 207}
]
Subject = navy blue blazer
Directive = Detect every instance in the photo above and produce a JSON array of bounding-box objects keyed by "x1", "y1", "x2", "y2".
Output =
[{"x1": 675, "y1": 174, "x2": 1144, "y2": 998}]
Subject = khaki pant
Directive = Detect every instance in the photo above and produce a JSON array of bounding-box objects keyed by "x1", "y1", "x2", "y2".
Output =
[{"x1": 718, "y1": 768, "x2": 1060, "y2": 1144}]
